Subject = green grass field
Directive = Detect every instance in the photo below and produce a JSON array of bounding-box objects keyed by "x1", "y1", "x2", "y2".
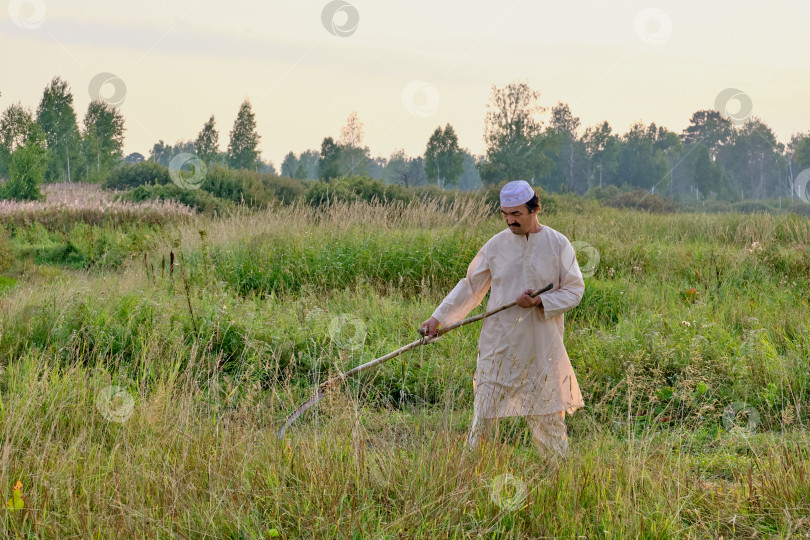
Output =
[{"x1": 0, "y1": 189, "x2": 808, "y2": 538}]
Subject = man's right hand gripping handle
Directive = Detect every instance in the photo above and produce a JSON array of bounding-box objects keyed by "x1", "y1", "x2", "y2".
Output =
[{"x1": 418, "y1": 316, "x2": 441, "y2": 338}]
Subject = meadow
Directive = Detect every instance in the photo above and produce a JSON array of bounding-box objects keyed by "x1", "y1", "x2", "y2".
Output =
[{"x1": 0, "y1": 183, "x2": 808, "y2": 538}]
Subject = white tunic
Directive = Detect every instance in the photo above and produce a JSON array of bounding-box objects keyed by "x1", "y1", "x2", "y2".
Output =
[{"x1": 431, "y1": 224, "x2": 585, "y2": 419}]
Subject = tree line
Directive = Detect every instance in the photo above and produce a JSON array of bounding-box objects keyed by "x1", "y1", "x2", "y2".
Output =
[{"x1": 2, "y1": 76, "x2": 810, "y2": 204}]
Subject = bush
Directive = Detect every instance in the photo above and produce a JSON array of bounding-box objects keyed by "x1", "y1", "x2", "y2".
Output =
[
  {"x1": 104, "y1": 161, "x2": 172, "y2": 191},
  {"x1": 679, "y1": 199, "x2": 734, "y2": 214},
  {"x1": 3, "y1": 143, "x2": 48, "y2": 201},
  {"x1": 120, "y1": 184, "x2": 231, "y2": 216},
  {"x1": 786, "y1": 202, "x2": 810, "y2": 218},
  {"x1": 602, "y1": 189, "x2": 679, "y2": 213},
  {"x1": 584, "y1": 185, "x2": 621, "y2": 201},
  {"x1": 305, "y1": 176, "x2": 412, "y2": 206},
  {"x1": 202, "y1": 166, "x2": 308, "y2": 207},
  {"x1": 731, "y1": 200, "x2": 775, "y2": 214},
  {"x1": 265, "y1": 175, "x2": 308, "y2": 204}
]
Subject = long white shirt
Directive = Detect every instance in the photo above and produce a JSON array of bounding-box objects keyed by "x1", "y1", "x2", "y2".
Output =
[{"x1": 431, "y1": 224, "x2": 585, "y2": 419}]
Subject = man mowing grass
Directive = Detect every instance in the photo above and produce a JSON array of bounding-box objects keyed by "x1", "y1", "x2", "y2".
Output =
[{"x1": 420, "y1": 180, "x2": 585, "y2": 460}]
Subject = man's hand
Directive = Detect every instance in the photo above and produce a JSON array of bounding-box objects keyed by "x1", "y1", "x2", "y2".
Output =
[
  {"x1": 516, "y1": 289, "x2": 543, "y2": 308},
  {"x1": 419, "y1": 316, "x2": 441, "y2": 338}
]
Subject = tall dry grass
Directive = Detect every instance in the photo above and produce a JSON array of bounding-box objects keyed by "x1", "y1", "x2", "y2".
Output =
[
  {"x1": 0, "y1": 196, "x2": 808, "y2": 537},
  {"x1": 0, "y1": 183, "x2": 193, "y2": 229}
]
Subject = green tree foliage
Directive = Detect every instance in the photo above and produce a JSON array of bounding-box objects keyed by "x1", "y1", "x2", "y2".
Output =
[
  {"x1": 681, "y1": 110, "x2": 733, "y2": 158},
  {"x1": 549, "y1": 102, "x2": 583, "y2": 192},
  {"x1": 725, "y1": 117, "x2": 784, "y2": 199},
  {"x1": 318, "y1": 137, "x2": 340, "y2": 181},
  {"x1": 337, "y1": 112, "x2": 370, "y2": 177},
  {"x1": 226, "y1": 100, "x2": 261, "y2": 170},
  {"x1": 3, "y1": 123, "x2": 48, "y2": 200},
  {"x1": 480, "y1": 80, "x2": 554, "y2": 185},
  {"x1": 194, "y1": 115, "x2": 220, "y2": 166},
  {"x1": 149, "y1": 140, "x2": 195, "y2": 167},
  {"x1": 457, "y1": 152, "x2": 482, "y2": 191},
  {"x1": 692, "y1": 143, "x2": 720, "y2": 197},
  {"x1": 81, "y1": 99, "x2": 125, "y2": 180},
  {"x1": 149, "y1": 140, "x2": 173, "y2": 166},
  {"x1": 616, "y1": 122, "x2": 668, "y2": 190},
  {"x1": 281, "y1": 151, "x2": 298, "y2": 178},
  {"x1": 582, "y1": 121, "x2": 619, "y2": 189},
  {"x1": 296, "y1": 150, "x2": 320, "y2": 180},
  {"x1": 425, "y1": 124, "x2": 464, "y2": 188},
  {"x1": 0, "y1": 103, "x2": 35, "y2": 168},
  {"x1": 383, "y1": 149, "x2": 427, "y2": 188},
  {"x1": 790, "y1": 133, "x2": 810, "y2": 169},
  {"x1": 104, "y1": 161, "x2": 171, "y2": 190},
  {"x1": 257, "y1": 158, "x2": 276, "y2": 175},
  {"x1": 36, "y1": 76, "x2": 81, "y2": 183}
]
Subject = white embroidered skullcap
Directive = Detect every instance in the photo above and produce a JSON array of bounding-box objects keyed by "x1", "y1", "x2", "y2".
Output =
[{"x1": 499, "y1": 180, "x2": 535, "y2": 206}]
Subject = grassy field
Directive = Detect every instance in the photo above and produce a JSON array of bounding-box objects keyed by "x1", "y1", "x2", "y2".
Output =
[{"x1": 0, "y1": 186, "x2": 808, "y2": 538}]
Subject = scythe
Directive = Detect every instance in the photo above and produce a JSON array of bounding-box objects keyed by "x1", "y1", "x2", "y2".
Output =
[{"x1": 277, "y1": 283, "x2": 553, "y2": 440}]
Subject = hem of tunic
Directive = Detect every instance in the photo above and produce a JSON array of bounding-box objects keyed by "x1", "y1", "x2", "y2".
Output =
[{"x1": 475, "y1": 401, "x2": 585, "y2": 420}]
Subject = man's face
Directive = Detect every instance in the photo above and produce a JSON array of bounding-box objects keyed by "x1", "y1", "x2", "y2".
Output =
[{"x1": 501, "y1": 204, "x2": 538, "y2": 235}]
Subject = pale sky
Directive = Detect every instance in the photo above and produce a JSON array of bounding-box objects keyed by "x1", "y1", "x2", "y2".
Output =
[{"x1": 2, "y1": 0, "x2": 809, "y2": 168}]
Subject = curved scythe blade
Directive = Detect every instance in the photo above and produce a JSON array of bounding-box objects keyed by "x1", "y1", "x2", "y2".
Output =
[{"x1": 276, "y1": 282, "x2": 552, "y2": 440}]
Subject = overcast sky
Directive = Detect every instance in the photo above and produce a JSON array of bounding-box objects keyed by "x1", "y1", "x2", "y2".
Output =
[{"x1": 2, "y1": 0, "x2": 809, "y2": 168}]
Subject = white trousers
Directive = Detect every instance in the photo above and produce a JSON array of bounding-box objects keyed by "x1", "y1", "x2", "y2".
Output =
[{"x1": 466, "y1": 410, "x2": 569, "y2": 459}]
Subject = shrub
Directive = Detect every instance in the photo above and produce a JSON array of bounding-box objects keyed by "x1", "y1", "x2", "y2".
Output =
[
  {"x1": 264, "y1": 175, "x2": 308, "y2": 204},
  {"x1": 104, "y1": 161, "x2": 172, "y2": 190},
  {"x1": 731, "y1": 200, "x2": 775, "y2": 214},
  {"x1": 679, "y1": 200, "x2": 733, "y2": 214},
  {"x1": 305, "y1": 176, "x2": 412, "y2": 206},
  {"x1": 202, "y1": 166, "x2": 306, "y2": 207},
  {"x1": 786, "y1": 202, "x2": 810, "y2": 218},
  {"x1": 120, "y1": 184, "x2": 231, "y2": 216},
  {"x1": 584, "y1": 185, "x2": 621, "y2": 201},
  {"x1": 3, "y1": 143, "x2": 48, "y2": 201},
  {"x1": 602, "y1": 189, "x2": 679, "y2": 213}
]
